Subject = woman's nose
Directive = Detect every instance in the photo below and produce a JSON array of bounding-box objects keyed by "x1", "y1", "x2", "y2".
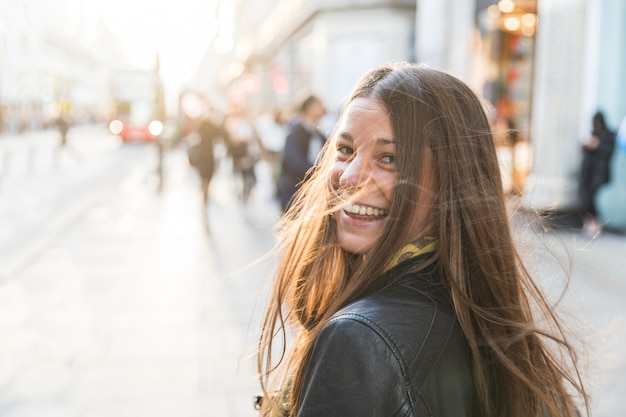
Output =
[{"x1": 339, "y1": 155, "x2": 369, "y2": 188}]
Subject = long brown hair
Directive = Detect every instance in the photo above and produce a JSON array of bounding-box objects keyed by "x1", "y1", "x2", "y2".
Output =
[{"x1": 258, "y1": 62, "x2": 589, "y2": 417}]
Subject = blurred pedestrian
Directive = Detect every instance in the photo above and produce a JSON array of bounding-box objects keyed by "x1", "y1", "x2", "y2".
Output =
[
  {"x1": 493, "y1": 97, "x2": 520, "y2": 194},
  {"x1": 277, "y1": 94, "x2": 327, "y2": 212},
  {"x1": 254, "y1": 108, "x2": 288, "y2": 201},
  {"x1": 255, "y1": 108, "x2": 286, "y2": 179},
  {"x1": 579, "y1": 111, "x2": 616, "y2": 237},
  {"x1": 190, "y1": 110, "x2": 227, "y2": 207},
  {"x1": 256, "y1": 108, "x2": 287, "y2": 157},
  {"x1": 56, "y1": 113, "x2": 70, "y2": 147},
  {"x1": 224, "y1": 105, "x2": 261, "y2": 204},
  {"x1": 257, "y1": 63, "x2": 589, "y2": 417},
  {"x1": 54, "y1": 112, "x2": 81, "y2": 162}
]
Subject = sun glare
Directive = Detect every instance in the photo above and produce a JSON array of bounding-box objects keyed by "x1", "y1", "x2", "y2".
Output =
[{"x1": 89, "y1": 0, "x2": 226, "y2": 91}]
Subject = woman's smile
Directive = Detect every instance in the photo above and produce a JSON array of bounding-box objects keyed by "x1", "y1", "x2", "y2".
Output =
[
  {"x1": 337, "y1": 202, "x2": 388, "y2": 237},
  {"x1": 343, "y1": 202, "x2": 388, "y2": 217}
]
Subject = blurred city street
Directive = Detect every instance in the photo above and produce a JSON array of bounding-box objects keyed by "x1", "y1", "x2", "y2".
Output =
[
  {"x1": 0, "y1": 0, "x2": 624, "y2": 416},
  {"x1": 0, "y1": 125, "x2": 624, "y2": 417},
  {"x1": 0, "y1": 125, "x2": 280, "y2": 417}
]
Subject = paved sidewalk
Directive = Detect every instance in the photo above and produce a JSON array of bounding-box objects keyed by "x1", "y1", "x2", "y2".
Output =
[
  {"x1": 0, "y1": 147, "x2": 279, "y2": 417},
  {"x1": 512, "y1": 211, "x2": 626, "y2": 417},
  {"x1": 0, "y1": 126, "x2": 120, "y2": 181}
]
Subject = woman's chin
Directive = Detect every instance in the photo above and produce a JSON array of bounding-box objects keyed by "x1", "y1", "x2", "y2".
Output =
[
  {"x1": 337, "y1": 233, "x2": 377, "y2": 255},
  {"x1": 336, "y1": 212, "x2": 385, "y2": 254}
]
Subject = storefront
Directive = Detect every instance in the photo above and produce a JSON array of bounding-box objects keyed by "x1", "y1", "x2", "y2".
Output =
[{"x1": 471, "y1": 0, "x2": 538, "y2": 194}]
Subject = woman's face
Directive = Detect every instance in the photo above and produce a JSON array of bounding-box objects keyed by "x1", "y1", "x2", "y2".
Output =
[{"x1": 330, "y1": 97, "x2": 396, "y2": 254}]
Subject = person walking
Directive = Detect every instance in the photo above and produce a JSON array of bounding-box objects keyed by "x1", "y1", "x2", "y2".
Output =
[
  {"x1": 191, "y1": 110, "x2": 227, "y2": 207},
  {"x1": 256, "y1": 109, "x2": 287, "y2": 186},
  {"x1": 224, "y1": 105, "x2": 261, "y2": 204},
  {"x1": 257, "y1": 63, "x2": 589, "y2": 417},
  {"x1": 56, "y1": 113, "x2": 70, "y2": 147},
  {"x1": 276, "y1": 94, "x2": 327, "y2": 212},
  {"x1": 579, "y1": 111, "x2": 616, "y2": 237}
]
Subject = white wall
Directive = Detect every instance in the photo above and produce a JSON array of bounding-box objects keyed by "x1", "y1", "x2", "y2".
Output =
[
  {"x1": 523, "y1": 0, "x2": 587, "y2": 210},
  {"x1": 311, "y1": 7, "x2": 416, "y2": 110},
  {"x1": 415, "y1": 0, "x2": 474, "y2": 80}
]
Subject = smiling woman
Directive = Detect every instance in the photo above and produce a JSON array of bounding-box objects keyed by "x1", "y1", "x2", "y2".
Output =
[{"x1": 257, "y1": 62, "x2": 590, "y2": 417}]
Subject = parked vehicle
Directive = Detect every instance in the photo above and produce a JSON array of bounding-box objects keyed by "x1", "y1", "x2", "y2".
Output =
[{"x1": 108, "y1": 69, "x2": 165, "y2": 142}]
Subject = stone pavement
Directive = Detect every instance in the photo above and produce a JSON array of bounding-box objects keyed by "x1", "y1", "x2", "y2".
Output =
[{"x1": 0, "y1": 140, "x2": 624, "y2": 416}]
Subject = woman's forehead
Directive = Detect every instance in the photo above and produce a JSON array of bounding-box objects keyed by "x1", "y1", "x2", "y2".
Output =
[
  {"x1": 344, "y1": 96, "x2": 387, "y2": 114},
  {"x1": 337, "y1": 98, "x2": 392, "y2": 135}
]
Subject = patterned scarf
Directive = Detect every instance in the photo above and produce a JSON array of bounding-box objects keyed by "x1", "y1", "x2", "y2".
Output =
[{"x1": 384, "y1": 236, "x2": 439, "y2": 272}]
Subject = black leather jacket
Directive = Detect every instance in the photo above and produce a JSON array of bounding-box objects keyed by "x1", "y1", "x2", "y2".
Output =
[{"x1": 297, "y1": 259, "x2": 474, "y2": 417}]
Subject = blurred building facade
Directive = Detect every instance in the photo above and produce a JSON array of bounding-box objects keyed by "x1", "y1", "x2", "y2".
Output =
[
  {"x1": 0, "y1": 0, "x2": 126, "y2": 133},
  {"x1": 223, "y1": 0, "x2": 416, "y2": 113},
  {"x1": 215, "y1": 0, "x2": 625, "y2": 225}
]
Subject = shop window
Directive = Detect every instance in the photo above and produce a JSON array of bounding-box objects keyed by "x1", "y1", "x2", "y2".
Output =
[{"x1": 473, "y1": 0, "x2": 538, "y2": 194}]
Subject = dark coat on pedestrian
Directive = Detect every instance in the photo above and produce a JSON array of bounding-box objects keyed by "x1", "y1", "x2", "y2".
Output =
[
  {"x1": 580, "y1": 114, "x2": 616, "y2": 216},
  {"x1": 277, "y1": 117, "x2": 326, "y2": 211},
  {"x1": 195, "y1": 118, "x2": 227, "y2": 180}
]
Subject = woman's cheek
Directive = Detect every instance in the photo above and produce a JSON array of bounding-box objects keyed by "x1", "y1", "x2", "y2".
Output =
[
  {"x1": 379, "y1": 173, "x2": 396, "y2": 202},
  {"x1": 329, "y1": 162, "x2": 344, "y2": 189}
]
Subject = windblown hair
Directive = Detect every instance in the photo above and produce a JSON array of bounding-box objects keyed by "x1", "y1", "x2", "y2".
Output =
[{"x1": 258, "y1": 62, "x2": 589, "y2": 417}]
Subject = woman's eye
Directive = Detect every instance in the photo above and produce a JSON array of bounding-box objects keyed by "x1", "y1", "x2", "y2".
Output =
[
  {"x1": 381, "y1": 154, "x2": 395, "y2": 164},
  {"x1": 337, "y1": 145, "x2": 354, "y2": 156}
]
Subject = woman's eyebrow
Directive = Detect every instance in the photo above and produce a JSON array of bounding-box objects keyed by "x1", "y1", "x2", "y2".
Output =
[
  {"x1": 339, "y1": 132, "x2": 395, "y2": 144},
  {"x1": 339, "y1": 132, "x2": 354, "y2": 141},
  {"x1": 376, "y1": 138, "x2": 396, "y2": 145}
]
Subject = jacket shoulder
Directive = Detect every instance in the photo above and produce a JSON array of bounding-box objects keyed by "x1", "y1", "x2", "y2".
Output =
[
  {"x1": 299, "y1": 275, "x2": 473, "y2": 417},
  {"x1": 329, "y1": 275, "x2": 474, "y2": 416},
  {"x1": 337, "y1": 278, "x2": 457, "y2": 372}
]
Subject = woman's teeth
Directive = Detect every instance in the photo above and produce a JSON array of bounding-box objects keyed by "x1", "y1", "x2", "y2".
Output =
[{"x1": 344, "y1": 203, "x2": 388, "y2": 217}]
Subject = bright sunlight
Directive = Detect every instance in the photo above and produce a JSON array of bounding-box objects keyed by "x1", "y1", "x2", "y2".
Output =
[{"x1": 85, "y1": 0, "x2": 231, "y2": 93}]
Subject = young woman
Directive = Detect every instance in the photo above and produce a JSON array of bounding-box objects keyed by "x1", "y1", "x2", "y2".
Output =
[{"x1": 257, "y1": 63, "x2": 589, "y2": 417}]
